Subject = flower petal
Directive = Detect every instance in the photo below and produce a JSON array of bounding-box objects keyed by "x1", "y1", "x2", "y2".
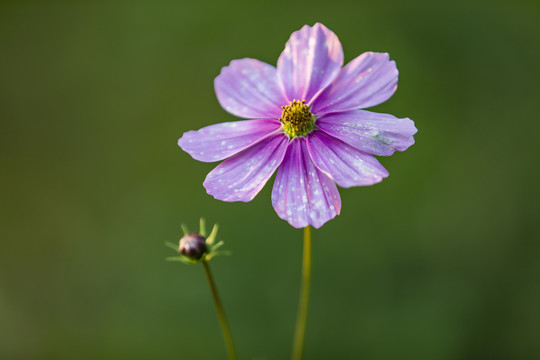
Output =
[
  {"x1": 307, "y1": 130, "x2": 388, "y2": 188},
  {"x1": 204, "y1": 132, "x2": 289, "y2": 202},
  {"x1": 277, "y1": 23, "x2": 344, "y2": 104},
  {"x1": 271, "y1": 138, "x2": 341, "y2": 229},
  {"x1": 311, "y1": 52, "x2": 398, "y2": 114},
  {"x1": 178, "y1": 119, "x2": 281, "y2": 162},
  {"x1": 317, "y1": 110, "x2": 417, "y2": 156},
  {"x1": 215, "y1": 58, "x2": 288, "y2": 119}
]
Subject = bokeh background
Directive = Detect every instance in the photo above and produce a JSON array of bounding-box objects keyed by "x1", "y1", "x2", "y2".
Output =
[{"x1": 1, "y1": 0, "x2": 539, "y2": 359}]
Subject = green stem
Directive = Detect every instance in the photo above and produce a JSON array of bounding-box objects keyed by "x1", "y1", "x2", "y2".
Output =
[
  {"x1": 292, "y1": 226, "x2": 312, "y2": 360},
  {"x1": 202, "y1": 260, "x2": 237, "y2": 360}
]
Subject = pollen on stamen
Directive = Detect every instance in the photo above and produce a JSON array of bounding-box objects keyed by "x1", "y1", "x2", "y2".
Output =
[{"x1": 279, "y1": 99, "x2": 315, "y2": 138}]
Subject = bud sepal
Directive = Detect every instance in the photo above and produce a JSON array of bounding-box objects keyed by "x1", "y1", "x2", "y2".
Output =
[{"x1": 165, "y1": 218, "x2": 231, "y2": 264}]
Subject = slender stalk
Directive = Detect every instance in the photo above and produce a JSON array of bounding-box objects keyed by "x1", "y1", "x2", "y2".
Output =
[
  {"x1": 292, "y1": 226, "x2": 312, "y2": 360},
  {"x1": 202, "y1": 260, "x2": 237, "y2": 360}
]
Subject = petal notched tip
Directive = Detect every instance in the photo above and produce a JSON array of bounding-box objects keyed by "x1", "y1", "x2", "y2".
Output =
[
  {"x1": 393, "y1": 117, "x2": 418, "y2": 153},
  {"x1": 177, "y1": 131, "x2": 198, "y2": 158},
  {"x1": 203, "y1": 179, "x2": 256, "y2": 203}
]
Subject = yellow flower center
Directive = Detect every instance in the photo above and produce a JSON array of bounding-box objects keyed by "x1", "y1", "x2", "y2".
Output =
[{"x1": 279, "y1": 100, "x2": 315, "y2": 138}]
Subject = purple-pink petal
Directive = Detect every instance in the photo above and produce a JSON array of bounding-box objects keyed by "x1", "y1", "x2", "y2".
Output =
[
  {"x1": 317, "y1": 110, "x2": 417, "y2": 156},
  {"x1": 311, "y1": 52, "x2": 398, "y2": 115},
  {"x1": 204, "y1": 132, "x2": 288, "y2": 202},
  {"x1": 271, "y1": 138, "x2": 341, "y2": 229},
  {"x1": 307, "y1": 130, "x2": 388, "y2": 188},
  {"x1": 178, "y1": 119, "x2": 280, "y2": 162},
  {"x1": 277, "y1": 23, "x2": 343, "y2": 104},
  {"x1": 215, "y1": 58, "x2": 288, "y2": 119}
]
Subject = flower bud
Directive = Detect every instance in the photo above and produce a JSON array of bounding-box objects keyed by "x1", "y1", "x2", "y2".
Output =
[{"x1": 179, "y1": 233, "x2": 207, "y2": 260}]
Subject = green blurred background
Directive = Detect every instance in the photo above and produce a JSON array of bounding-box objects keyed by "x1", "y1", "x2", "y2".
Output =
[{"x1": 1, "y1": 0, "x2": 539, "y2": 359}]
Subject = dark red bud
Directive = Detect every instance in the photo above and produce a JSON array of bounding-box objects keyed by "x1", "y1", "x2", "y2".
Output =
[{"x1": 179, "y1": 233, "x2": 207, "y2": 260}]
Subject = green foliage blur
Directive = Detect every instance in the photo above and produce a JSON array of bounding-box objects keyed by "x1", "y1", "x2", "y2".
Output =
[{"x1": 1, "y1": 0, "x2": 539, "y2": 359}]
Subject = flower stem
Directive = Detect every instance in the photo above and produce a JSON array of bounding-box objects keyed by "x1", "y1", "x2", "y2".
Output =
[
  {"x1": 202, "y1": 260, "x2": 237, "y2": 360},
  {"x1": 292, "y1": 225, "x2": 312, "y2": 360}
]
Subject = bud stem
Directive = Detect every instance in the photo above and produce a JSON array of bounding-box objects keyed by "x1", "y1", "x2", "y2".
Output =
[
  {"x1": 202, "y1": 260, "x2": 237, "y2": 360},
  {"x1": 292, "y1": 226, "x2": 312, "y2": 360}
]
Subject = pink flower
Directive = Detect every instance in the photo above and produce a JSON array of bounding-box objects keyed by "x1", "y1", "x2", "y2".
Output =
[{"x1": 178, "y1": 23, "x2": 417, "y2": 228}]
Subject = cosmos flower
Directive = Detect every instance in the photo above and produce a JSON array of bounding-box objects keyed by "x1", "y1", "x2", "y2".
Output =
[{"x1": 178, "y1": 23, "x2": 417, "y2": 229}]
